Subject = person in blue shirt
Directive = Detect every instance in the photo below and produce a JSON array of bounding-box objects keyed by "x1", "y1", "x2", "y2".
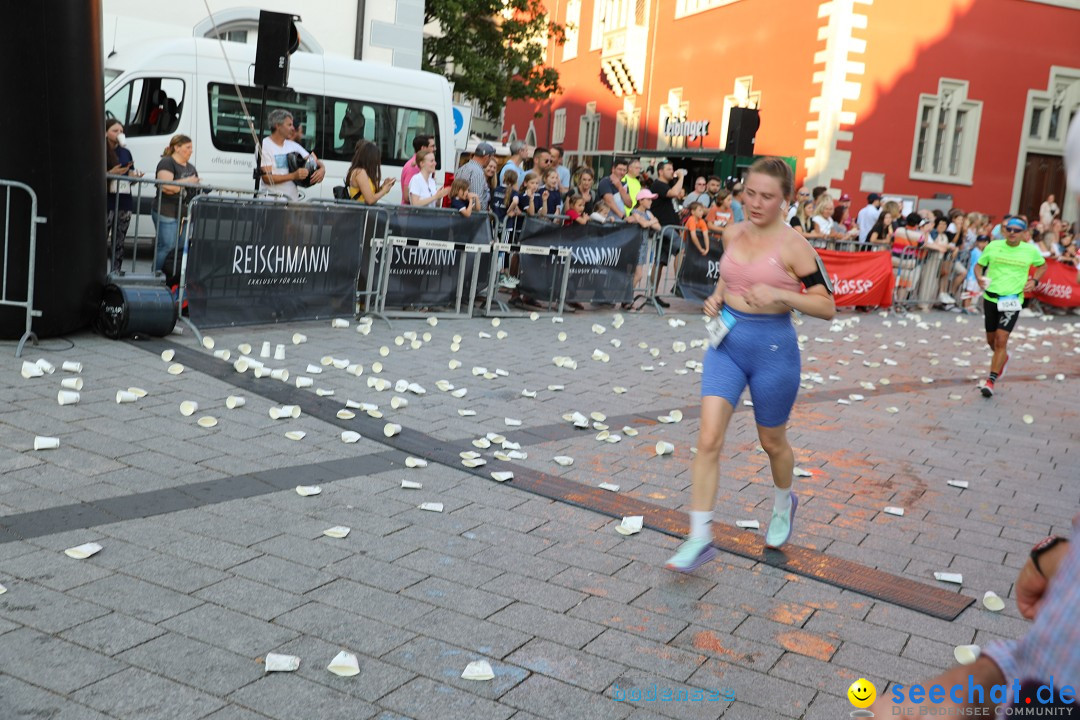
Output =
[
  {"x1": 499, "y1": 141, "x2": 528, "y2": 190},
  {"x1": 541, "y1": 169, "x2": 562, "y2": 216}
]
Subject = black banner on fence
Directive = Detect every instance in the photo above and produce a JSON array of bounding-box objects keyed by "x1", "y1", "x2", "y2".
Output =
[
  {"x1": 516, "y1": 219, "x2": 642, "y2": 304},
  {"x1": 676, "y1": 237, "x2": 724, "y2": 302},
  {"x1": 378, "y1": 209, "x2": 492, "y2": 307},
  {"x1": 185, "y1": 198, "x2": 375, "y2": 328}
]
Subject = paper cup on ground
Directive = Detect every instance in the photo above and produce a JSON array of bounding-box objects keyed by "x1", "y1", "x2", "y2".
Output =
[
  {"x1": 264, "y1": 653, "x2": 300, "y2": 673},
  {"x1": 274, "y1": 344, "x2": 285, "y2": 360},
  {"x1": 615, "y1": 516, "x2": 644, "y2": 535},
  {"x1": 296, "y1": 485, "x2": 321, "y2": 496},
  {"x1": 237, "y1": 343, "x2": 252, "y2": 355},
  {"x1": 234, "y1": 358, "x2": 250, "y2": 373},
  {"x1": 21, "y1": 362, "x2": 43, "y2": 378},
  {"x1": 115, "y1": 390, "x2": 138, "y2": 404},
  {"x1": 62, "y1": 361, "x2": 82, "y2": 373},
  {"x1": 327, "y1": 650, "x2": 360, "y2": 676},
  {"x1": 160, "y1": 349, "x2": 175, "y2": 362},
  {"x1": 461, "y1": 660, "x2": 494, "y2": 681},
  {"x1": 982, "y1": 591, "x2": 1005, "y2": 612},
  {"x1": 36, "y1": 359, "x2": 55, "y2": 374},
  {"x1": 391, "y1": 396, "x2": 408, "y2": 410},
  {"x1": 61, "y1": 377, "x2": 83, "y2": 391},
  {"x1": 384, "y1": 423, "x2": 401, "y2": 437},
  {"x1": 655, "y1": 441, "x2": 674, "y2": 456},
  {"x1": 260, "y1": 341, "x2": 271, "y2": 357},
  {"x1": 341, "y1": 431, "x2": 361, "y2": 443},
  {"x1": 954, "y1": 645, "x2": 980, "y2": 665},
  {"x1": 295, "y1": 376, "x2": 314, "y2": 389},
  {"x1": 225, "y1": 395, "x2": 245, "y2": 409},
  {"x1": 57, "y1": 390, "x2": 80, "y2": 406},
  {"x1": 64, "y1": 542, "x2": 102, "y2": 559},
  {"x1": 179, "y1": 401, "x2": 199, "y2": 416},
  {"x1": 213, "y1": 349, "x2": 231, "y2": 361},
  {"x1": 201, "y1": 336, "x2": 215, "y2": 350},
  {"x1": 281, "y1": 405, "x2": 301, "y2": 419},
  {"x1": 197, "y1": 416, "x2": 218, "y2": 428},
  {"x1": 33, "y1": 436, "x2": 60, "y2": 451},
  {"x1": 332, "y1": 318, "x2": 350, "y2": 328},
  {"x1": 270, "y1": 368, "x2": 289, "y2": 381},
  {"x1": 167, "y1": 363, "x2": 184, "y2": 375},
  {"x1": 323, "y1": 526, "x2": 351, "y2": 539},
  {"x1": 292, "y1": 333, "x2": 307, "y2": 345},
  {"x1": 253, "y1": 366, "x2": 271, "y2": 378}
]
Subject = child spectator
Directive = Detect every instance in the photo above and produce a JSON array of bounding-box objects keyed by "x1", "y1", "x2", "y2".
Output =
[
  {"x1": 448, "y1": 178, "x2": 478, "y2": 217},
  {"x1": 542, "y1": 168, "x2": 563, "y2": 216},
  {"x1": 565, "y1": 194, "x2": 588, "y2": 226},
  {"x1": 520, "y1": 171, "x2": 544, "y2": 216},
  {"x1": 684, "y1": 201, "x2": 710, "y2": 255}
]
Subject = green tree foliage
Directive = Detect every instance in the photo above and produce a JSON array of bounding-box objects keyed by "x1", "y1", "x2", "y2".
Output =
[{"x1": 424, "y1": 0, "x2": 566, "y2": 118}]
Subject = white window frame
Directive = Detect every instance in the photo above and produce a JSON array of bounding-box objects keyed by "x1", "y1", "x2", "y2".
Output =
[
  {"x1": 525, "y1": 122, "x2": 538, "y2": 147},
  {"x1": 590, "y1": 0, "x2": 606, "y2": 50},
  {"x1": 614, "y1": 98, "x2": 640, "y2": 153},
  {"x1": 908, "y1": 78, "x2": 982, "y2": 186},
  {"x1": 675, "y1": 0, "x2": 746, "y2": 19},
  {"x1": 552, "y1": 108, "x2": 567, "y2": 144},
  {"x1": 657, "y1": 89, "x2": 689, "y2": 151},
  {"x1": 563, "y1": 0, "x2": 581, "y2": 61},
  {"x1": 579, "y1": 102, "x2": 600, "y2": 152}
]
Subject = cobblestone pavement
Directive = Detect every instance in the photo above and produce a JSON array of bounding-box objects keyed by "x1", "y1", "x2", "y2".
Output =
[{"x1": 0, "y1": 304, "x2": 1077, "y2": 719}]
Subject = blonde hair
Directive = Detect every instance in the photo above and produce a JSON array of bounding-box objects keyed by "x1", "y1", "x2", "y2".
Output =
[
  {"x1": 522, "y1": 171, "x2": 540, "y2": 187},
  {"x1": 162, "y1": 134, "x2": 192, "y2": 157},
  {"x1": 812, "y1": 193, "x2": 834, "y2": 218}
]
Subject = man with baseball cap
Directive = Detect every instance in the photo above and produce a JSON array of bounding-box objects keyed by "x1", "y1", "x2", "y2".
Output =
[
  {"x1": 973, "y1": 216, "x2": 1047, "y2": 397},
  {"x1": 456, "y1": 142, "x2": 495, "y2": 211},
  {"x1": 857, "y1": 193, "x2": 882, "y2": 243}
]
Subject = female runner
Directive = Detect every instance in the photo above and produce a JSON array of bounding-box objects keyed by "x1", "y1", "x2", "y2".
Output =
[{"x1": 666, "y1": 157, "x2": 836, "y2": 572}]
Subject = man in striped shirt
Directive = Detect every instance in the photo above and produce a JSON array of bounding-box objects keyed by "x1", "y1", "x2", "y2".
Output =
[{"x1": 455, "y1": 142, "x2": 494, "y2": 212}]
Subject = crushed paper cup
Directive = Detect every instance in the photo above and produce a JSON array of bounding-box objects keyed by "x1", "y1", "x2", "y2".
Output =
[
  {"x1": 793, "y1": 467, "x2": 813, "y2": 478},
  {"x1": 947, "y1": 480, "x2": 969, "y2": 489},
  {"x1": 462, "y1": 458, "x2": 487, "y2": 468},
  {"x1": 197, "y1": 416, "x2": 218, "y2": 428},
  {"x1": 292, "y1": 333, "x2": 307, "y2": 345},
  {"x1": 934, "y1": 572, "x2": 963, "y2": 585},
  {"x1": 394, "y1": 379, "x2": 410, "y2": 393},
  {"x1": 736, "y1": 520, "x2": 760, "y2": 529},
  {"x1": 213, "y1": 349, "x2": 232, "y2": 361},
  {"x1": 451, "y1": 388, "x2": 468, "y2": 398},
  {"x1": 448, "y1": 359, "x2": 462, "y2": 370},
  {"x1": 491, "y1": 471, "x2": 514, "y2": 482},
  {"x1": 337, "y1": 409, "x2": 356, "y2": 420},
  {"x1": 327, "y1": 650, "x2": 360, "y2": 676},
  {"x1": 64, "y1": 542, "x2": 102, "y2": 559},
  {"x1": 461, "y1": 659, "x2": 495, "y2": 681},
  {"x1": 954, "y1": 645, "x2": 980, "y2": 666},
  {"x1": 20, "y1": 361, "x2": 44, "y2": 379},
  {"x1": 179, "y1": 401, "x2": 199, "y2": 417},
  {"x1": 33, "y1": 436, "x2": 60, "y2": 451},
  {"x1": 57, "y1": 390, "x2": 80, "y2": 405},
  {"x1": 504, "y1": 418, "x2": 522, "y2": 427},
  {"x1": 460, "y1": 451, "x2": 481, "y2": 460},
  {"x1": 61, "y1": 361, "x2": 82, "y2": 373},
  {"x1": 615, "y1": 516, "x2": 644, "y2": 535},
  {"x1": 61, "y1": 377, "x2": 83, "y2": 391},
  {"x1": 285, "y1": 431, "x2": 306, "y2": 441},
  {"x1": 323, "y1": 526, "x2": 351, "y2": 539},
  {"x1": 458, "y1": 409, "x2": 476, "y2": 417},
  {"x1": 35, "y1": 358, "x2": 55, "y2": 374},
  {"x1": 521, "y1": 389, "x2": 537, "y2": 398},
  {"x1": 886, "y1": 407, "x2": 899, "y2": 414},
  {"x1": 418, "y1": 502, "x2": 444, "y2": 512},
  {"x1": 160, "y1": 349, "x2": 175, "y2": 362},
  {"x1": 622, "y1": 426, "x2": 639, "y2": 437},
  {"x1": 127, "y1": 387, "x2": 147, "y2": 397},
  {"x1": 264, "y1": 653, "x2": 300, "y2": 673},
  {"x1": 401, "y1": 479, "x2": 423, "y2": 489},
  {"x1": 883, "y1": 507, "x2": 905, "y2": 516},
  {"x1": 115, "y1": 389, "x2": 138, "y2": 402},
  {"x1": 548, "y1": 384, "x2": 564, "y2": 391},
  {"x1": 0, "y1": 583, "x2": 5, "y2": 595},
  {"x1": 296, "y1": 485, "x2": 321, "y2": 496},
  {"x1": 552, "y1": 316, "x2": 563, "y2": 323},
  {"x1": 384, "y1": 423, "x2": 401, "y2": 437},
  {"x1": 478, "y1": 332, "x2": 491, "y2": 340},
  {"x1": 983, "y1": 591, "x2": 1005, "y2": 612},
  {"x1": 340, "y1": 431, "x2": 361, "y2": 443},
  {"x1": 407, "y1": 383, "x2": 426, "y2": 395},
  {"x1": 655, "y1": 441, "x2": 675, "y2": 456},
  {"x1": 405, "y1": 457, "x2": 428, "y2": 468},
  {"x1": 598, "y1": 482, "x2": 620, "y2": 492},
  {"x1": 553, "y1": 456, "x2": 574, "y2": 466},
  {"x1": 613, "y1": 386, "x2": 628, "y2": 394}
]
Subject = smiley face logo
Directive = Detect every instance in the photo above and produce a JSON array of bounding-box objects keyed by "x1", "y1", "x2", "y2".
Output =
[{"x1": 848, "y1": 678, "x2": 876, "y2": 708}]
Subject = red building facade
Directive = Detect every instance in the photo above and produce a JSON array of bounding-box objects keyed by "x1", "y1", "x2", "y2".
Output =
[{"x1": 502, "y1": 0, "x2": 1080, "y2": 220}]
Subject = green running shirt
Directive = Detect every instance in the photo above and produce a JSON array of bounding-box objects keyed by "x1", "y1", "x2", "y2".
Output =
[{"x1": 976, "y1": 240, "x2": 1045, "y2": 301}]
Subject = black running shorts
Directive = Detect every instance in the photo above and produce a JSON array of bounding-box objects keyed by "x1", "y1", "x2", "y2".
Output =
[{"x1": 983, "y1": 296, "x2": 1020, "y2": 333}]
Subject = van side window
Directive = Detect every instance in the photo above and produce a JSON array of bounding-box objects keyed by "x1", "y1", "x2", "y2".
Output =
[
  {"x1": 104, "y1": 77, "x2": 185, "y2": 137},
  {"x1": 325, "y1": 98, "x2": 439, "y2": 167},
  {"x1": 207, "y1": 83, "x2": 320, "y2": 155}
]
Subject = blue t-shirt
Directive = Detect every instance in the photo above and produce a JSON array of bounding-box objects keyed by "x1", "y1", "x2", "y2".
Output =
[
  {"x1": 543, "y1": 188, "x2": 562, "y2": 215},
  {"x1": 450, "y1": 198, "x2": 469, "y2": 212},
  {"x1": 731, "y1": 198, "x2": 745, "y2": 223},
  {"x1": 491, "y1": 186, "x2": 511, "y2": 220},
  {"x1": 499, "y1": 160, "x2": 525, "y2": 189},
  {"x1": 521, "y1": 191, "x2": 543, "y2": 215},
  {"x1": 966, "y1": 247, "x2": 982, "y2": 282}
]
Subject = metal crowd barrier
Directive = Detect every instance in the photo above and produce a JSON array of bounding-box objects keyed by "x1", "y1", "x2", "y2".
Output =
[
  {"x1": 372, "y1": 235, "x2": 491, "y2": 321},
  {"x1": 0, "y1": 179, "x2": 45, "y2": 357},
  {"x1": 106, "y1": 173, "x2": 279, "y2": 279}
]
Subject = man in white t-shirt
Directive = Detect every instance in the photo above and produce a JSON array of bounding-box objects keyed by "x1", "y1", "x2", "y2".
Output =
[
  {"x1": 260, "y1": 109, "x2": 325, "y2": 201},
  {"x1": 856, "y1": 193, "x2": 882, "y2": 243},
  {"x1": 1039, "y1": 194, "x2": 1059, "y2": 228}
]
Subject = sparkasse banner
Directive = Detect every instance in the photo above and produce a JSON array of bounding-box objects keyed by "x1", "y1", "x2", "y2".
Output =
[
  {"x1": 817, "y1": 249, "x2": 895, "y2": 308},
  {"x1": 1034, "y1": 259, "x2": 1080, "y2": 308},
  {"x1": 185, "y1": 198, "x2": 368, "y2": 328}
]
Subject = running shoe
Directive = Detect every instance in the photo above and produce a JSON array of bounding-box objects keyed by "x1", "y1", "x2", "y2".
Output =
[
  {"x1": 664, "y1": 537, "x2": 717, "y2": 573},
  {"x1": 938, "y1": 292, "x2": 957, "y2": 306},
  {"x1": 765, "y1": 493, "x2": 798, "y2": 549},
  {"x1": 980, "y1": 379, "x2": 995, "y2": 398}
]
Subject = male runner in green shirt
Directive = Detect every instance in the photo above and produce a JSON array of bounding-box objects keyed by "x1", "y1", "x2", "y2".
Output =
[{"x1": 973, "y1": 217, "x2": 1047, "y2": 398}]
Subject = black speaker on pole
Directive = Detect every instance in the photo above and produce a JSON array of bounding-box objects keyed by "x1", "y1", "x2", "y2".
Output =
[
  {"x1": 726, "y1": 107, "x2": 761, "y2": 157},
  {"x1": 254, "y1": 11, "x2": 301, "y2": 88}
]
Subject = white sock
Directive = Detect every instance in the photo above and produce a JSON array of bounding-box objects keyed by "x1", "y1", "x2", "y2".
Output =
[
  {"x1": 690, "y1": 510, "x2": 713, "y2": 542},
  {"x1": 773, "y1": 486, "x2": 792, "y2": 513}
]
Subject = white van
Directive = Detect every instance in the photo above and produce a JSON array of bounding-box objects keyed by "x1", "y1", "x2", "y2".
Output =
[{"x1": 103, "y1": 37, "x2": 456, "y2": 204}]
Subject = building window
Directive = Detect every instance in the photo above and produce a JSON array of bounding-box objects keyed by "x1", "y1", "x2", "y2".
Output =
[
  {"x1": 615, "y1": 98, "x2": 640, "y2": 153},
  {"x1": 675, "y1": 0, "x2": 745, "y2": 18},
  {"x1": 552, "y1": 108, "x2": 567, "y2": 144},
  {"x1": 579, "y1": 102, "x2": 600, "y2": 152},
  {"x1": 909, "y1": 78, "x2": 982, "y2": 185},
  {"x1": 563, "y1": 0, "x2": 581, "y2": 61},
  {"x1": 1030, "y1": 106, "x2": 1044, "y2": 138},
  {"x1": 590, "y1": 0, "x2": 606, "y2": 50},
  {"x1": 525, "y1": 123, "x2": 538, "y2": 147}
]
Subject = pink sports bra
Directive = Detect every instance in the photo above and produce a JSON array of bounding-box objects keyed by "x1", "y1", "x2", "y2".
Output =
[{"x1": 720, "y1": 238, "x2": 803, "y2": 295}]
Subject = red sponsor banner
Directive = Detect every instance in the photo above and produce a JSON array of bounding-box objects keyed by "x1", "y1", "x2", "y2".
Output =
[
  {"x1": 1034, "y1": 260, "x2": 1080, "y2": 308},
  {"x1": 817, "y1": 249, "x2": 895, "y2": 308}
]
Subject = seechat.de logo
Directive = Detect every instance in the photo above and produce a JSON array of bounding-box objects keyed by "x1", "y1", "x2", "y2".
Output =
[{"x1": 848, "y1": 677, "x2": 877, "y2": 717}]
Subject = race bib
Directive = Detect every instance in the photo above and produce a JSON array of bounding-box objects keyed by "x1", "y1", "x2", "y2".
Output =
[
  {"x1": 706, "y1": 307, "x2": 737, "y2": 348},
  {"x1": 997, "y1": 295, "x2": 1021, "y2": 312}
]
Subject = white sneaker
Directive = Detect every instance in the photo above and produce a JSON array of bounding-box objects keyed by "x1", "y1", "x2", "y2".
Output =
[
  {"x1": 938, "y1": 292, "x2": 956, "y2": 306},
  {"x1": 1020, "y1": 308, "x2": 1039, "y2": 318}
]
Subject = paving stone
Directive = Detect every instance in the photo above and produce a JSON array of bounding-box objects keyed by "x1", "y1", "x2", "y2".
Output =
[
  {"x1": 193, "y1": 576, "x2": 308, "y2": 621},
  {"x1": 605, "y1": 669, "x2": 736, "y2": 720},
  {"x1": 407, "y1": 607, "x2": 532, "y2": 660},
  {"x1": 507, "y1": 637, "x2": 626, "y2": 693},
  {"x1": 119, "y1": 632, "x2": 265, "y2": 695},
  {"x1": 489, "y1": 601, "x2": 605, "y2": 648},
  {"x1": 480, "y1": 572, "x2": 586, "y2": 612},
  {"x1": 270, "y1": 633, "x2": 416, "y2": 702},
  {"x1": 379, "y1": 676, "x2": 515, "y2": 720},
  {"x1": 59, "y1": 611, "x2": 167, "y2": 656},
  {"x1": 0, "y1": 547, "x2": 115, "y2": 591},
  {"x1": 68, "y1": 573, "x2": 203, "y2": 624},
  {"x1": 471, "y1": 545, "x2": 568, "y2": 581},
  {"x1": 309, "y1": 578, "x2": 436, "y2": 626},
  {"x1": 0, "y1": 581, "x2": 112, "y2": 633},
  {"x1": 550, "y1": 566, "x2": 649, "y2": 604},
  {"x1": 228, "y1": 676, "x2": 378, "y2": 720},
  {"x1": 161, "y1": 603, "x2": 300, "y2": 658},
  {"x1": 584, "y1": 628, "x2": 706, "y2": 683},
  {"x1": 0, "y1": 627, "x2": 126, "y2": 694},
  {"x1": 325, "y1": 552, "x2": 429, "y2": 593},
  {"x1": 0, "y1": 673, "x2": 115, "y2": 720},
  {"x1": 769, "y1": 650, "x2": 863, "y2": 692},
  {"x1": 687, "y1": 659, "x2": 818, "y2": 717},
  {"x1": 501, "y1": 675, "x2": 631, "y2": 720},
  {"x1": 274, "y1": 602, "x2": 414, "y2": 657},
  {"x1": 230, "y1": 554, "x2": 337, "y2": 594},
  {"x1": 397, "y1": 548, "x2": 505, "y2": 588},
  {"x1": 401, "y1": 576, "x2": 513, "y2": 619},
  {"x1": 629, "y1": 588, "x2": 747, "y2": 636}
]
